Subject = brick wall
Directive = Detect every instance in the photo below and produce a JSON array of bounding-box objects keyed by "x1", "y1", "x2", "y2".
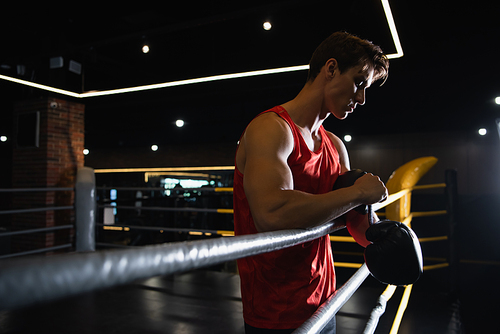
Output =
[{"x1": 11, "y1": 97, "x2": 84, "y2": 254}]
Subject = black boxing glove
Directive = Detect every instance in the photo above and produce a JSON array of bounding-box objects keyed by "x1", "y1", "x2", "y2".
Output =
[
  {"x1": 332, "y1": 169, "x2": 368, "y2": 215},
  {"x1": 364, "y1": 220, "x2": 423, "y2": 286}
]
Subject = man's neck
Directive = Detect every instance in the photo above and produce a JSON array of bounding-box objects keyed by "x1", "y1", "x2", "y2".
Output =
[{"x1": 281, "y1": 81, "x2": 329, "y2": 135}]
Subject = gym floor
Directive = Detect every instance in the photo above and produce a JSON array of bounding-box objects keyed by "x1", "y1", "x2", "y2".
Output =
[{"x1": 1, "y1": 262, "x2": 496, "y2": 334}]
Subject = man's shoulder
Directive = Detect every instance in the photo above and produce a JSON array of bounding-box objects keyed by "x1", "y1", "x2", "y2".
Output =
[
  {"x1": 241, "y1": 110, "x2": 294, "y2": 158},
  {"x1": 253, "y1": 108, "x2": 285, "y2": 121},
  {"x1": 323, "y1": 129, "x2": 340, "y2": 143},
  {"x1": 322, "y1": 128, "x2": 345, "y2": 152},
  {"x1": 248, "y1": 110, "x2": 291, "y2": 135},
  {"x1": 322, "y1": 127, "x2": 349, "y2": 170}
]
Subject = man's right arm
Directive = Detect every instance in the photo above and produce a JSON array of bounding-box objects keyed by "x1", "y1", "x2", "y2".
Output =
[{"x1": 238, "y1": 113, "x2": 386, "y2": 232}]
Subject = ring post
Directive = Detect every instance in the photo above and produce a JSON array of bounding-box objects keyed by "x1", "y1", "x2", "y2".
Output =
[
  {"x1": 75, "y1": 167, "x2": 96, "y2": 252},
  {"x1": 385, "y1": 156, "x2": 438, "y2": 222}
]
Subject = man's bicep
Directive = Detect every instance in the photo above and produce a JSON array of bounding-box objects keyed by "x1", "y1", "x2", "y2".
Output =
[
  {"x1": 242, "y1": 114, "x2": 294, "y2": 195},
  {"x1": 244, "y1": 154, "x2": 293, "y2": 199},
  {"x1": 241, "y1": 116, "x2": 294, "y2": 230},
  {"x1": 243, "y1": 153, "x2": 294, "y2": 231}
]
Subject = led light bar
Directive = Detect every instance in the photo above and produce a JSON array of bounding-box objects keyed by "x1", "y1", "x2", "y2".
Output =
[
  {"x1": 80, "y1": 65, "x2": 309, "y2": 98},
  {"x1": 0, "y1": 0, "x2": 402, "y2": 98},
  {"x1": 0, "y1": 74, "x2": 80, "y2": 98},
  {"x1": 381, "y1": 0, "x2": 404, "y2": 59}
]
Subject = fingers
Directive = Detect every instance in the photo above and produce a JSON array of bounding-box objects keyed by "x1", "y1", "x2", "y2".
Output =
[
  {"x1": 355, "y1": 173, "x2": 388, "y2": 204},
  {"x1": 379, "y1": 189, "x2": 388, "y2": 203},
  {"x1": 375, "y1": 177, "x2": 388, "y2": 203}
]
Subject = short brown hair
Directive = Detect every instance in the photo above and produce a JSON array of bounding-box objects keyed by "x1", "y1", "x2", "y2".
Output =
[{"x1": 307, "y1": 31, "x2": 389, "y2": 84}]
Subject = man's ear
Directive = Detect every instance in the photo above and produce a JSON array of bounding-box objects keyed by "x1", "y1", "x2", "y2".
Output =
[{"x1": 325, "y1": 58, "x2": 338, "y2": 79}]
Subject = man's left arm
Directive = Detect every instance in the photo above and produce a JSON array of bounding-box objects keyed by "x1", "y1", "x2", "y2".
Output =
[
  {"x1": 327, "y1": 131, "x2": 378, "y2": 247},
  {"x1": 327, "y1": 132, "x2": 423, "y2": 285}
]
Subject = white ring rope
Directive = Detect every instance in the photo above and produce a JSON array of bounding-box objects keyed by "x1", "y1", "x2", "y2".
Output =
[{"x1": 0, "y1": 221, "x2": 345, "y2": 310}]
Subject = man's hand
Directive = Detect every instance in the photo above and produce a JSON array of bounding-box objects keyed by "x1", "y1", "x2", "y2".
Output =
[
  {"x1": 353, "y1": 173, "x2": 388, "y2": 205},
  {"x1": 331, "y1": 169, "x2": 387, "y2": 247}
]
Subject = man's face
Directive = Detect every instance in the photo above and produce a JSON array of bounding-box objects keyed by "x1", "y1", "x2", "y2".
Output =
[{"x1": 325, "y1": 63, "x2": 374, "y2": 120}]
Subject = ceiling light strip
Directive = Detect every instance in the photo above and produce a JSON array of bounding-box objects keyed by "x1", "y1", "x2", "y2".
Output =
[
  {"x1": 79, "y1": 64, "x2": 309, "y2": 98},
  {"x1": 0, "y1": 74, "x2": 80, "y2": 98},
  {"x1": 381, "y1": 0, "x2": 404, "y2": 59},
  {"x1": 0, "y1": 0, "x2": 402, "y2": 98}
]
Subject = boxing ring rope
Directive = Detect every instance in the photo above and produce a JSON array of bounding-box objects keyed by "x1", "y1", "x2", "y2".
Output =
[
  {"x1": 0, "y1": 159, "x2": 457, "y2": 334},
  {"x1": 0, "y1": 187, "x2": 76, "y2": 259},
  {"x1": 0, "y1": 172, "x2": 407, "y2": 313},
  {"x1": 97, "y1": 186, "x2": 234, "y2": 193},
  {"x1": 293, "y1": 264, "x2": 371, "y2": 334},
  {"x1": 0, "y1": 219, "x2": 346, "y2": 310},
  {"x1": 100, "y1": 204, "x2": 233, "y2": 214}
]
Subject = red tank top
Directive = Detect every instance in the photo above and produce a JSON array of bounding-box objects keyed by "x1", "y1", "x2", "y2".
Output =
[{"x1": 233, "y1": 106, "x2": 340, "y2": 329}]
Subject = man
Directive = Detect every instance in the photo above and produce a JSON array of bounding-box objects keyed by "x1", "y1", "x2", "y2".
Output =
[{"x1": 233, "y1": 32, "x2": 389, "y2": 333}]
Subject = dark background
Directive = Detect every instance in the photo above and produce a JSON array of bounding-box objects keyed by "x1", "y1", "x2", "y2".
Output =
[
  {"x1": 0, "y1": 1, "x2": 499, "y2": 331},
  {"x1": 1, "y1": 0, "x2": 499, "y2": 150}
]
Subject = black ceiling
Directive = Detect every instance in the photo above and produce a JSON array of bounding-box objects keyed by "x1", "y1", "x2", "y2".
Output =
[{"x1": 1, "y1": 0, "x2": 499, "y2": 149}]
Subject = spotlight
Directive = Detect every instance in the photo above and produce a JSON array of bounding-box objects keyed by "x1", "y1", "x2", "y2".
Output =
[
  {"x1": 263, "y1": 21, "x2": 272, "y2": 31},
  {"x1": 142, "y1": 44, "x2": 150, "y2": 54},
  {"x1": 495, "y1": 97, "x2": 500, "y2": 105},
  {"x1": 478, "y1": 128, "x2": 487, "y2": 136},
  {"x1": 344, "y1": 134, "x2": 352, "y2": 142},
  {"x1": 151, "y1": 145, "x2": 159, "y2": 151},
  {"x1": 83, "y1": 148, "x2": 89, "y2": 155},
  {"x1": 176, "y1": 119, "x2": 185, "y2": 127},
  {"x1": 0, "y1": 135, "x2": 7, "y2": 142}
]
